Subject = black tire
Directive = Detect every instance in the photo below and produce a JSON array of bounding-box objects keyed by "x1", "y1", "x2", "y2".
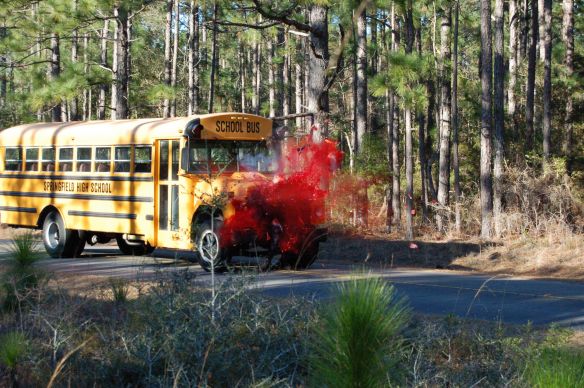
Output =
[
  {"x1": 42, "y1": 211, "x2": 85, "y2": 258},
  {"x1": 194, "y1": 220, "x2": 228, "y2": 272},
  {"x1": 282, "y1": 242, "x2": 319, "y2": 270},
  {"x1": 116, "y1": 236, "x2": 154, "y2": 256}
]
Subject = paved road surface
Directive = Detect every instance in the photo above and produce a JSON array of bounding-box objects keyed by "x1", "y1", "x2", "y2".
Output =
[{"x1": 1, "y1": 240, "x2": 583, "y2": 330}]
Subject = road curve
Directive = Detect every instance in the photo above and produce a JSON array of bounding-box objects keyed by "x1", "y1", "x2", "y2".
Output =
[{"x1": 1, "y1": 241, "x2": 583, "y2": 330}]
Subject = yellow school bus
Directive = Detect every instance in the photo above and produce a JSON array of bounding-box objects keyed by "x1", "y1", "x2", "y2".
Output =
[{"x1": 0, "y1": 113, "x2": 324, "y2": 271}]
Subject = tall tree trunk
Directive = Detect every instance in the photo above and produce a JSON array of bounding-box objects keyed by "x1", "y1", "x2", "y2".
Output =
[
  {"x1": 0, "y1": 27, "x2": 6, "y2": 108},
  {"x1": 280, "y1": 29, "x2": 290, "y2": 121},
  {"x1": 50, "y1": 33, "x2": 62, "y2": 122},
  {"x1": 268, "y1": 37, "x2": 276, "y2": 117},
  {"x1": 386, "y1": 91, "x2": 393, "y2": 232},
  {"x1": 452, "y1": 1, "x2": 461, "y2": 233},
  {"x1": 508, "y1": 0, "x2": 519, "y2": 136},
  {"x1": 113, "y1": 4, "x2": 129, "y2": 119},
  {"x1": 239, "y1": 39, "x2": 246, "y2": 113},
  {"x1": 494, "y1": 0, "x2": 506, "y2": 237},
  {"x1": 82, "y1": 33, "x2": 90, "y2": 120},
  {"x1": 520, "y1": 0, "x2": 529, "y2": 62},
  {"x1": 541, "y1": 0, "x2": 552, "y2": 164},
  {"x1": 71, "y1": 26, "x2": 79, "y2": 121},
  {"x1": 98, "y1": 20, "x2": 109, "y2": 120},
  {"x1": 355, "y1": 8, "x2": 367, "y2": 154},
  {"x1": 437, "y1": 6, "x2": 452, "y2": 232},
  {"x1": 188, "y1": 2, "x2": 199, "y2": 115},
  {"x1": 208, "y1": 2, "x2": 219, "y2": 113},
  {"x1": 163, "y1": 0, "x2": 173, "y2": 118},
  {"x1": 111, "y1": 17, "x2": 118, "y2": 119},
  {"x1": 480, "y1": 0, "x2": 493, "y2": 239},
  {"x1": 538, "y1": 0, "x2": 545, "y2": 62},
  {"x1": 170, "y1": 0, "x2": 179, "y2": 117},
  {"x1": 391, "y1": 4, "x2": 401, "y2": 229},
  {"x1": 426, "y1": 79, "x2": 438, "y2": 201},
  {"x1": 525, "y1": 0, "x2": 538, "y2": 152},
  {"x1": 562, "y1": 0, "x2": 574, "y2": 170},
  {"x1": 252, "y1": 39, "x2": 261, "y2": 114},
  {"x1": 405, "y1": 108, "x2": 414, "y2": 240},
  {"x1": 307, "y1": 5, "x2": 330, "y2": 142},
  {"x1": 295, "y1": 40, "x2": 303, "y2": 129}
]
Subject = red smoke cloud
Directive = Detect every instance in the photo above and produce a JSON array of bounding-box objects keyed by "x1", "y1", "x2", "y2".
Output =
[{"x1": 221, "y1": 133, "x2": 343, "y2": 255}]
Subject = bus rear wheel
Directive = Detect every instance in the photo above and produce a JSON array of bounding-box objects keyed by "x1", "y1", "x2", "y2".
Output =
[
  {"x1": 116, "y1": 236, "x2": 155, "y2": 256},
  {"x1": 42, "y1": 211, "x2": 85, "y2": 258}
]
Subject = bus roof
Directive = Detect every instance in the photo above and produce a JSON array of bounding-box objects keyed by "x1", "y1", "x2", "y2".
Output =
[{"x1": 0, "y1": 113, "x2": 273, "y2": 147}]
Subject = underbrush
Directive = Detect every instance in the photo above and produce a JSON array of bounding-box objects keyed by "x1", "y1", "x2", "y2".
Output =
[{"x1": 0, "y1": 266, "x2": 580, "y2": 387}]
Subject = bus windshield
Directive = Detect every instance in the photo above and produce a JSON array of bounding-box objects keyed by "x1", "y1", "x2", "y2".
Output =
[{"x1": 186, "y1": 140, "x2": 276, "y2": 174}]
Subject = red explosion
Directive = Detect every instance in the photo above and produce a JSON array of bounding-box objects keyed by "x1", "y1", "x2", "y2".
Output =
[{"x1": 220, "y1": 132, "x2": 343, "y2": 255}]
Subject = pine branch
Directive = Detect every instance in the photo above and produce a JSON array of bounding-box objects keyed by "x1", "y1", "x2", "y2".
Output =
[{"x1": 251, "y1": 0, "x2": 312, "y2": 33}]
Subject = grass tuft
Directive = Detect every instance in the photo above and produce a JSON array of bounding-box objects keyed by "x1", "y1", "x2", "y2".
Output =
[
  {"x1": 109, "y1": 277, "x2": 130, "y2": 304},
  {"x1": 0, "y1": 331, "x2": 28, "y2": 369},
  {"x1": 310, "y1": 275, "x2": 410, "y2": 387},
  {"x1": 526, "y1": 347, "x2": 584, "y2": 388}
]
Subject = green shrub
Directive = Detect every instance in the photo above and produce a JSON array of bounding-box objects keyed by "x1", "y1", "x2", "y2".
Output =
[
  {"x1": 526, "y1": 347, "x2": 584, "y2": 388},
  {"x1": 310, "y1": 275, "x2": 410, "y2": 387},
  {"x1": 0, "y1": 331, "x2": 28, "y2": 369},
  {"x1": 109, "y1": 277, "x2": 130, "y2": 304},
  {"x1": 10, "y1": 231, "x2": 40, "y2": 268}
]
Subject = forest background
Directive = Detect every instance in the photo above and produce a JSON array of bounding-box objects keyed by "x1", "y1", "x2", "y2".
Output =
[{"x1": 0, "y1": 0, "x2": 582, "y2": 243}]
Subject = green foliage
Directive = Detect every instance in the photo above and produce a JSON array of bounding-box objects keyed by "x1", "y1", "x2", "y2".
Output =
[
  {"x1": 109, "y1": 277, "x2": 130, "y2": 304},
  {"x1": 9, "y1": 231, "x2": 40, "y2": 268},
  {"x1": 525, "y1": 347, "x2": 584, "y2": 388},
  {"x1": 0, "y1": 331, "x2": 28, "y2": 369},
  {"x1": 355, "y1": 133, "x2": 389, "y2": 180},
  {"x1": 310, "y1": 275, "x2": 410, "y2": 387}
]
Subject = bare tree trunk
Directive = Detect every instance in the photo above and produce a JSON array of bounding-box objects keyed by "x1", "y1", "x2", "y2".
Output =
[
  {"x1": 538, "y1": 0, "x2": 545, "y2": 62},
  {"x1": 508, "y1": 0, "x2": 519, "y2": 136},
  {"x1": 98, "y1": 20, "x2": 109, "y2": 120},
  {"x1": 452, "y1": 1, "x2": 461, "y2": 233},
  {"x1": 494, "y1": 0, "x2": 505, "y2": 237},
  {"x1": 355, "y1": 8, "x2": 367, "y2": 153},
  {"x1": 391, "y1": 4, "x2": 401, "y2": 229},
  {"x1": 239, "y1": 39, "x2": 246, "y2": 113},
  {"x1": 280, "y1": 29, "x2": 290, "y2": 121},
  {"x1": 386, "y1": 91, "x2": 393, "y2": 232},
  {"x1": 208, "y1": 2, "x2": 219, "y2": 113},
  {"x1": 252, "y1": 39, "x2": 261, "y2": 115},
  {"x1": 163, "y1": 0, "x2": 173, "y2": 118},
  {"x1": 480, "y1": 0, "x2": 493, "y2": 239},
  {"x1": 188, "y1": 2, "x2": 199, "y2": 115},
  {"x1": 295, "y1": 40, "x2": 303, "y2": 128},
  {"x1": 520, "y1": 0, "x2": 529, "y2": 62},
  {"x1": 82, "y1": 33, "x2": 89, "y2": 120},
  {"x1": 562, "y1": 0, "x2": 574, "y2": 171},
  {"x1": 541, "y1": 0, "x2": 552, "y2": 164},
  {"x1": 0, "y1": 27, "x2": 6, "y2": 108},
  {"x1": 405, "y1": 108, "x2": 414, "y2": 240},
  {"x1": 268, "y1": 37, "x2": 276, "y2": 117},
  {"x1": 437, "y1": 6, "x2": 452, "y2": 232},
  {"x1": 525, "y1": 0, "x2": 538, "y2": 152},
  {"x1": 111, "y1": 18, "x2": 118, "y2": 119},
  {"x1": 307, "y1": 5, "x2": 329, "y2": 142},
  {"x1": 50, "y1": 33, "x2": 62, "y2": 122},
  {"x1": 71, "y1": 24, "x2": 79, "y2": 121},
  {"x1": 113, "y1": 4, "x2": 129, "y2": 120},
  {"x1": 170, "y1": 0, "x2": 179, "y2": 117}
]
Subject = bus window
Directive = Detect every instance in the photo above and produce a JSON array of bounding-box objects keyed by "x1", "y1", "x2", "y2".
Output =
[
  {"x1": 25, "y1": 148, "x2": 39, "y2": 171},
  {"x1": 96, "y1": 147, "x2": 111, "y2": 173},
  {"x1": 171, "y1": 141, "x2": 179, "y2": 180},
  {"x1": 134, "y1": 146, "x2": 151, "y2": 173},
  {"x1": 59, "y1": 148, "x2": 73, "y2": 172},
  {"x1": 76, "y1": 147, "x2": 92, "y2": 172},
  {"x1": 160, "y1": 141, "x2": 169, "y2": 180},
  {"x1": 5, "y1": 148, "x2": 22, "y2": 171},
  {"x1": 41, "y1": 148, "x2": 55, "y2": 172},
  {"x1": 188, "y1": 142, "x2": 208, "y2": 173},
  {"x1": 115, "y1": 146, "x2": 131, "y2": 173}
]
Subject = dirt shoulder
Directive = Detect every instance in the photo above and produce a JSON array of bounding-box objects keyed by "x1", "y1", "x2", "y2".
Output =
[{"x1": 320, "y1": 232, "x2": 584, "y2": 282}]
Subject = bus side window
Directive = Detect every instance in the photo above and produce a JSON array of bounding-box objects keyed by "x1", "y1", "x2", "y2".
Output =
[
  {"x1": 41, "y1": 148, "x2": 55, "y2": 172},
  {"x1": 25, "y1": 148, "x2": 39, "y2": 171},
  {"x1": 76, "y1": 147, "x2": 92, "y2": 172},
  {"x1": 5, "y1": 147, "x2": 22, "y2": 171},
  {"x1": 95, "y1": 147, "x2": 111, "y2": 173},
  {"x1": 115, "y1": 146, "x2": 131, "y2": 173},
  {"x1": 59, "y1": 148, "x2": 73, "y2": 172},
  {"x1": 134, "y1": 146, "x2": 151, "y2": 173}
]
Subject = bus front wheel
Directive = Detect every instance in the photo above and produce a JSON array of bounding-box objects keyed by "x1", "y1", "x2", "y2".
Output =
[
  {"x1": 116, "y1": 236, "x2": 155, "y2": 256},
  {"x1": 42, "y1": 211, "x2": 85, "y2": 258},
  {"x1": 194, "y1": 220, "x2": 228, "y2": 272}
]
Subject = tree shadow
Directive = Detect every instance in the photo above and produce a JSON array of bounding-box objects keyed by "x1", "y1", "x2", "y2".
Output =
[{"x1": 320, "y1": 235, "x2": 500, "y2": 270}]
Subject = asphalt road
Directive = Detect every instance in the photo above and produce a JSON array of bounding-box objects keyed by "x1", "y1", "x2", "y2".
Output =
[{"x1": 1, "y1": 240, "x2": 583, "y2": 330}]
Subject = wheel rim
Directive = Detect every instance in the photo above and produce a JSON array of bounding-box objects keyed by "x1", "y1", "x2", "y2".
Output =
[
  {"x1": 199, "y1": 230, "x2": 220, "y2": 265},
  {"x1": 45, "y1": 221, "x2": 60, "y2": 249}
]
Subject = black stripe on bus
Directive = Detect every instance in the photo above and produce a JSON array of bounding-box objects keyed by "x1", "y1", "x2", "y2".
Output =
[
  {"x1": 0, "y1": 173, "x2": 153, "y2": 182},
  {"x1": 0, "y1": 191, "x2": 153, "y2": 203},
  {"x1": 0, "y1": 206, "x2": 37, "y2": 213},
  {"x1": 145, "y1": 215, "x2": 154, "y2": 221},
  {"x1": 68, "y1": 210, "x2": 137, "y2": 220}
]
